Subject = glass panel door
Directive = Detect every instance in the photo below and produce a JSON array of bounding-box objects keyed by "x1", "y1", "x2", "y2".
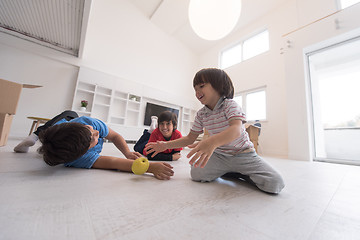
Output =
[{"x1": 308, "y1": 36, "x2": 360, "y2": 165}]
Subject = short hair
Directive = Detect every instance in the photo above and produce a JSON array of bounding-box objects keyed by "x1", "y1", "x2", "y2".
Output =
[
  {"x1": 193, "y1": 68, "x2": 234, "y2": 99},
  {"x1": 38, "y1": 122, "x2": 92, "y2": 166},
  {"x1": 158, "y1": 111, "x2": 178, "y2": 131}
]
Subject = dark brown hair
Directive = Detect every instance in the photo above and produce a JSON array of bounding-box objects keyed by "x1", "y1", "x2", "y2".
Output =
[
  {"x1": 193, "y1": 68, "x2": 234, "y2": 99},
  {"x1": 158, "y1": 111, "x2": 178, "y2": 131},
  {"x1": 38, "y1": 122, "x2": 92, "y2": 166}
]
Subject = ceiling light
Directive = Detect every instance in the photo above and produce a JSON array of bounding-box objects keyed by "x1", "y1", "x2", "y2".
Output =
[{"x1": 188, "y1": 0, "x2": 242, "y2": 41}]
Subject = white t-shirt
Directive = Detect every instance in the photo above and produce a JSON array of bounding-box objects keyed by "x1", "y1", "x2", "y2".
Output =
[{"x1": 191, "y1": 97, "x2": 254, "y2": 155}]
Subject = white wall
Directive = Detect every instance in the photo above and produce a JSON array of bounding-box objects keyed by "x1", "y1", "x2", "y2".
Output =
[
  {"x1": 0, "y1": 43, "x2": 79, "y2": 138},
  {"x1": 198, "y1": 0, "x2": 360, "y2": 159},
  {"x1": 81, "y1": 0, "x2": 198, "y2": 101},
  {"x1": 0, "y1": 0, "x2": 199, "y2": 139},
  {"x1": 283, "y1": 3, "x2": 360, "y2": 161},
  {"x1": 197, "y1": 1, "x2": 299, "y2": 157}
]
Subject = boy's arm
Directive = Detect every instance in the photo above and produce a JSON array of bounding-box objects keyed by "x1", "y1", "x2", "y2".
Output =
[
  {"x1": 145, "y1": 131, "x2": 199, "y2": 157},
  {"x1": 188, "y1": 119, "x2": 242, "y2": 168},
  {"x1": 147, "y1": 152, "x2": 173, "y2": 161},
  {"x1": 92, "y1": 156, "x2": 174, "y2": 180},
  {"x1": 105, "y1": 128, "x2": 141, "y2": 159}
]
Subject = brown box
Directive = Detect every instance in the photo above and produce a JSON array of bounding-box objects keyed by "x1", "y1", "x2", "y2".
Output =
[
  {"x1": 0, "y1": 113, "x2": 14, "y2": 146},
  {"x1": 0, "y1": 79, "x2": 23, "y2": 115},
  {"x1": 0, "y1": 78, "x2": 42, "y2": 146}
]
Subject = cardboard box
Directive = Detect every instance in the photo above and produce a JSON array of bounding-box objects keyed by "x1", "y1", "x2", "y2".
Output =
[
  {"x1": 0, "y1": 78, "x2": 42, "y2": 146},
  {"x1": 0, "y1": 113, "x2": 14, "y2": 146}
]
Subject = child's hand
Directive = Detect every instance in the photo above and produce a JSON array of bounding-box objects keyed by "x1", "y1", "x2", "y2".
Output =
[
  {"x1": 172, "y1": 152, "x2": 181, "y2": 161},
  {"x1": 145, "y1": 141, "x2": 167, "y2": 157},
  {"x1": 148, "y1": 162, "x2": 174, "y2": 180},
  {"x1": 125, "y1": 151, "x2": 142, "y2": 160},
  {"x1": 187, "y1": 140, "x2": 216, "y2": 168}
]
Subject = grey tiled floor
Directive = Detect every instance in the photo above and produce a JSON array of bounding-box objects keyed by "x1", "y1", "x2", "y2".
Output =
[{"x1": 1, "y1": 139, "x2": 359, "y2": 240}]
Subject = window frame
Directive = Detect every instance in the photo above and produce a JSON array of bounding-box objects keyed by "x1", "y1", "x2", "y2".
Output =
[
  {"x1": 337, "y1": 0, "x2": 360, "y2": 9},
  {"x1": 234, "y1": 86, "x2": 267, "y2": 122},
  {"x1": 219, "y1": 28, "x2": 270, "y2": 69}
]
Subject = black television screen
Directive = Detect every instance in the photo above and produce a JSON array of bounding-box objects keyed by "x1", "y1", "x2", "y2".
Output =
[{"x1": 144, "y1": 102, "x2": 179, "y2": 126}]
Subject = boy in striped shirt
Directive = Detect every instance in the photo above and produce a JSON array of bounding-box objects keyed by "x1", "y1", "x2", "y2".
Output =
[{"x1": 146, "y1": 68, "x2": 284, "y2": 193}]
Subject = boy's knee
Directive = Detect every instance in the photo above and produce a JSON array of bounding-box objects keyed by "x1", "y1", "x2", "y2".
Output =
[
  {"x1": 190, "y1": 167, "x2": 215, "y2": 182},
  {"x1": 254, "y1": 173, "x2": 285, "y2": 194}
]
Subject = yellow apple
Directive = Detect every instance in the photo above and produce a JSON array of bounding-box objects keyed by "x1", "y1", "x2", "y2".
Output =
[{"x1": 131, "y1": 157, "x2": 149, "y2": 175}]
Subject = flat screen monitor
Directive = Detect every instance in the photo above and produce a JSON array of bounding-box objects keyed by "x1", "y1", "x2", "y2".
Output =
[{"x1": 144, "y1": 102, "x2": 179, "y2": 126}]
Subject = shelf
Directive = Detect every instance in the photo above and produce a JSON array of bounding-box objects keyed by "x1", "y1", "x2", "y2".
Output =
[
  {"x1": 94, "y1": 103, "x2": 110, "y2": 107},
  {"x1": 76, "y1": 111, "x2": 91, "y2": 117},
  {"x1": 127, "y1": 108, "x2": 140, "y2": 113},
  {"x1": 115, "y1": 91, "x2": 127, "y2": 99},
  {"x1": 128, "y1": 101, "x2": 140, "y2": 111},
  {"x1": 128, "y1": 94, "x2": 141, "y2": 102},
  {"x1": 126, "y1": 110, "x2": 139, "y2": 126},
  {"x1": 78, "y1": 110, "x2": 91, "y2": 114},
  {"x1": 95, "y1": 94, "x2": 111, "y2": 105},
  {"x1": 128, "y1": 99, "x2": 141, "y2": 104},
  {"x1": 114, "y1": 97, "x2": 127, "y2": 101},
  {"x1": 97, "y1": 86, "x2": 112, "y2": 96},
  {"x1": 78, "y1": 88, "x2": 95, "y2": 94},
  {"x1": 78, "y1": 82, "x2": 95, "y2": 92},
  {"x1": 110, "y1": 116, "x2": 125, "y2": 125},
  {"x1": 95, "y1": 92, "x2": 111, "y2": 97},
  {"x1": 183, "y1": 108, "x2": 190, "y2": 114}
]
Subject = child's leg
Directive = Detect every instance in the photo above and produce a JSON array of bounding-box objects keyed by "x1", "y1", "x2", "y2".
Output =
[
  {"x1": 149, "y1": 116, "x2": 158, "y2": 133},
  {"x1": 190, "y1": 152, "x2": 229, "y2": 182},
  {"x1": 34, "y1": 110, "x2": 78, "y2": 135},
  {"x1": 13, "y1": 133, "x2": 39, "y2": 153},
  {"x1": 134, "y1": 129, "x2": 151, "y2": 154},
  {"x1": 14, "y1": 110, "x2": 79, "y2": 153},
  {"x1": 229, "y1": 152, "x2": 285, "y2": 194}
]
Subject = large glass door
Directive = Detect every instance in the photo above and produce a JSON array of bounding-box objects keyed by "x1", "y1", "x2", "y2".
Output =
[{"x1": 307, "y1": 36, "x2": 360, "y2": 165}]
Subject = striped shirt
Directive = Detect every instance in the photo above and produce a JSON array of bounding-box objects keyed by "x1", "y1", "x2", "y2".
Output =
[{"x1": 191, "y1": 97, "x2": 254, "y2": 155}]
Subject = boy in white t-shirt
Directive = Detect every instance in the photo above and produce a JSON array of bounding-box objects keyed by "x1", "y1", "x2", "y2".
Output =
[{"x1": 145, "y1": 68, "x2": 285, "y2": 193}]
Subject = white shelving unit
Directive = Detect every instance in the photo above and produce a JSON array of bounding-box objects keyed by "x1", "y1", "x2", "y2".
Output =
[
  {"x1": 181, "y1": 107, "x2": 196, "y2": 134},
  {"x1": 72, "y1": 81, "x2": 141, "y2": 127},
  {"x1": 71, "y1": 67, "x2": 199, "y2": 140}
]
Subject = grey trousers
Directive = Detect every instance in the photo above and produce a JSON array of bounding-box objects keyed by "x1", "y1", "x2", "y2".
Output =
[{"x1": 190, "y1": 151, "x2": 285, "y2": 194}]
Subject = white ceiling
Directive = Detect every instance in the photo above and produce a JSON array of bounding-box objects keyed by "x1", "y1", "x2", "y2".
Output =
[
  {"x1": 0, "y1": 0, "x2": 290, "y2": 56},
  {"x1": 131, "y1": 0, "x2": 290, "y2": 54}
]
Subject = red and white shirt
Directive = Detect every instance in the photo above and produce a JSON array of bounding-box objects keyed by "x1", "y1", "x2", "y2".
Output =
[{"x1": 191, "y1": 97, "x2": 254, "y2": 155}]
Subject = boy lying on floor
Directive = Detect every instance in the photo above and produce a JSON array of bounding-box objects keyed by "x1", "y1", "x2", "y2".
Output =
[{"x1": 14, "y1": 110, "x2": 174, "y2": 180}]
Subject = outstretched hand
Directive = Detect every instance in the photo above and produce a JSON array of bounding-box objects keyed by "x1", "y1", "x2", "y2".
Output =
[
  {"x1": 148, "y1": 162, "x2": 174, "y2": 180},
  {"x1": 145, "y1": 141, "x2": 167, "y2": 157},
  {"x1": 187, "y1": 140, "x2": 216, "y2": 168}
]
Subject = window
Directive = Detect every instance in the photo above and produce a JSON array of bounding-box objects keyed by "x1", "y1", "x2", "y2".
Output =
[
  {"x1": 235, "y1": 88, "x2": 266, "y2": 121},
  {"x1": 221, "y1": 44, "x2": 242, "y2": 69},
  {"x1": 243, "y1": 30, "x2": 269, "y2": 60},
  {"x1": 339, "y1": 0, "x2": 360, "y2": 9},
  {"x1": 220, "y1": 29, "x2": 269, "y2": 69}
]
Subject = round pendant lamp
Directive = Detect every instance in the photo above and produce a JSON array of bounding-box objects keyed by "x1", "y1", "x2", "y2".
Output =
[{"x1": 189, "y1": 0, "x2": 242, "y2": 41}]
